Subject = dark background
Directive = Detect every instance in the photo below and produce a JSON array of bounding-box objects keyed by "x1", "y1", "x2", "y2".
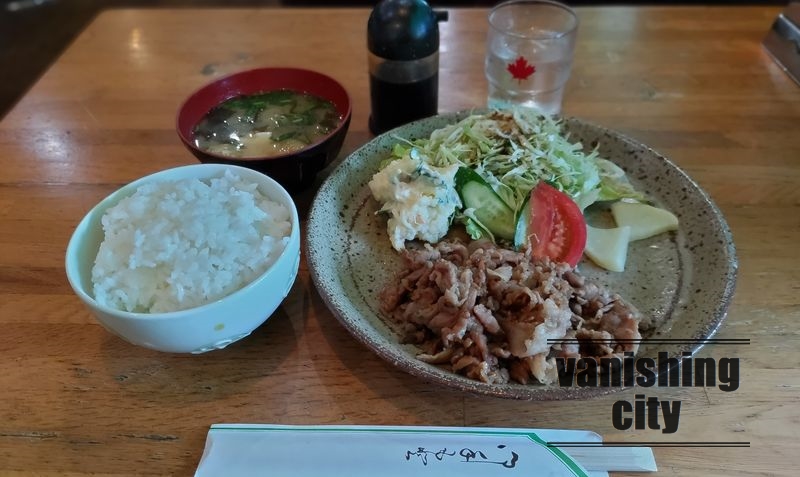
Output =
[{"x1": 0, "y1": 0, "x2": 786, "y2": 119}]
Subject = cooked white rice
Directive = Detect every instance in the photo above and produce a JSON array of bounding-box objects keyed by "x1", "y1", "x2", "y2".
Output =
[{"x1": 91, "y1": 170, "x2": 292, "y2": 313}]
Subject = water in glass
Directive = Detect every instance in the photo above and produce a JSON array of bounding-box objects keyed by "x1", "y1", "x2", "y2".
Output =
[{"x1": 485, "y1": 32, "x2": 573, "y2": 114}]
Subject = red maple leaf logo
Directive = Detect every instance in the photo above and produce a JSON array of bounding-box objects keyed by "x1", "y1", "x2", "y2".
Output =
[{"x1": 507, "y1": 56, "x2": 535, "y2": 82}]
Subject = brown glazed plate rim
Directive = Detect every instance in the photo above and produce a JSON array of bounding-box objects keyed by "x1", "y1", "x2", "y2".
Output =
[{"x1": 306, "y1": 110, "x2": 738, "y2": 401}]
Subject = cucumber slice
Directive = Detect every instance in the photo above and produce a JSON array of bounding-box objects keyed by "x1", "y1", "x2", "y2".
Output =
[
  {"x1": 611, "y1": 201, "x2": 679, "y2": 241},
  {"x1": 585, "y1": 225, "x2": 631, "y2": 272},
  {"x1": 455, "y1": 167, "x2": 516, "y2": 240},
  {"x1": 514, "y1": 195, "x2": 531, "y2": 249}
]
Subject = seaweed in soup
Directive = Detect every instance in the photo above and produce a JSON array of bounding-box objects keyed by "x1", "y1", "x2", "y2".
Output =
[{"x1": 193, "y1": 89, "x2": 342, "y2": 158}]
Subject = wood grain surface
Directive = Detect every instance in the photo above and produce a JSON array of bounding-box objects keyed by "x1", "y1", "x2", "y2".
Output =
[{"x1": 0, "y1": 6, "x2": 798, "y2": 476}]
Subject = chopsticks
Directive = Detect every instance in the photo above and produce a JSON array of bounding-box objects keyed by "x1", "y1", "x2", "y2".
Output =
[{"x1": 564, "y1": 446, "x2": 657, "y2": 472}]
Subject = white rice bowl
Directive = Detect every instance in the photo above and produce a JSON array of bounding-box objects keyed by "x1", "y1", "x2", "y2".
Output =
[{"x1": 91, "y1": 170, "x2": 292, "y2": 313}]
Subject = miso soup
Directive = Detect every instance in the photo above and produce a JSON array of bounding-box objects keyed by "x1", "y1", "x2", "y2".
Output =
[{"x1": 193, "y1": 89, "x2": 342, "y2": 158}]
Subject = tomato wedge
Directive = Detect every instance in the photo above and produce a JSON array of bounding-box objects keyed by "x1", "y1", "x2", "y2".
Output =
[{"x1": 527, "y1": 182, "x2": 587, "y2": 267}]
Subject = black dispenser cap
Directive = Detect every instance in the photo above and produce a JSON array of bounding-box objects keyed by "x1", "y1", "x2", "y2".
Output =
[{"x1": 367, "y1": 0, "x2": 440, "y2": 61}]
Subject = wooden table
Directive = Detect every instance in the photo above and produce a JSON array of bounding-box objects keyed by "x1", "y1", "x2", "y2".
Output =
[{"x1": 1, "y1": 6, "x2": 797, "y2": 476}]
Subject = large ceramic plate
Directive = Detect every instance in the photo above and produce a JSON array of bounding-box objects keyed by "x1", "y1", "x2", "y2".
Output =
[{"x1": 306, "y1": 111, "x2": 737, "y2": 400}]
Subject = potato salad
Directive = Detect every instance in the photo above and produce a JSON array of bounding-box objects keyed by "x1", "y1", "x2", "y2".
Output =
[{"x1": 368, "y1": 153, "x2": 461, "y2": 251}]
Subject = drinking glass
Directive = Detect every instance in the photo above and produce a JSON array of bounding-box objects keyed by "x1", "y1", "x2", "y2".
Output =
[{"x1": 485, "y1": 0, "x2": 578, "y2": 115}]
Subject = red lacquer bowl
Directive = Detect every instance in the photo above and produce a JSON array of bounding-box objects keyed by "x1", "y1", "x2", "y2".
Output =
[{"x1": 176, "y1": 67, "x2": 351, "y2": 193}]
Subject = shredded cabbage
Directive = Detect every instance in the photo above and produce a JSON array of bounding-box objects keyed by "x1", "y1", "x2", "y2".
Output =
[{"x1": 389, "y1": 109, "x2": 647, "y2": 212}]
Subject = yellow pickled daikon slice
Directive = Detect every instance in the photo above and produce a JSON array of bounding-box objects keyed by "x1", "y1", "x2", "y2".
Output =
[
  {"x1": 611, "y1": 201, "x2": 679, "y2": 241},
  {"x1": 585, "y1": 225, "x2": 631, "y2": 272}
]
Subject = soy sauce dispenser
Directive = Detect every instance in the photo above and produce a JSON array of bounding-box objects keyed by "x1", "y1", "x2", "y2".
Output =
[{"x1": 368, "y1": 0, "x2": 448, "y2": 135}]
